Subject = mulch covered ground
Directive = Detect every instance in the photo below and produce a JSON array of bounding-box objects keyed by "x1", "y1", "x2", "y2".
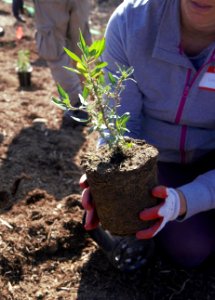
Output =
[{"x1": 0, "y1": 0, "x2": 215, "y2": 299}]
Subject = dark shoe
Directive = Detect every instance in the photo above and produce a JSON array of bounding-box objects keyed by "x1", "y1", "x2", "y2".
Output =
[
  {"x1": 87, "y1": 225, "x2": 154, "y2": 272},
  {"x1": 72, "y1": 109, "x2": 89, "y2": 123},
  {"x1": 61, "y1": 100, "x2": 89, "y2": 129},
  {"x1": 61, "y1": 109, "x2": 89, "y2": 128},
  {"x1": 61, "y1": 113, "x2": 76, "y2": 128},
  {"x1": 16, "y1": 15, "x2": 26, "y2": 23}
]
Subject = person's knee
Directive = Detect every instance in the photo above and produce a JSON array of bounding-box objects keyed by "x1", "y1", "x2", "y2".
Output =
[
  {"x1": 165, "y1": 242, "x2": 211, "y2": 268},
  {"x1": 156, "y1": 214, "x2": 215, "y2": 268}
]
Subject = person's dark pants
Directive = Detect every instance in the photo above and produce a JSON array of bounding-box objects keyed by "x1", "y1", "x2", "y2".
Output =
[
  {"x1": 12, "y1": 0, "x2": 24, "y2": 19},
  {"x1": 156, "y1": 151, "x2": 215, "y2": 268}
]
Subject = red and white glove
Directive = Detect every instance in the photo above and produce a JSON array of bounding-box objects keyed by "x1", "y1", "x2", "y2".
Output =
[
  {"x1": 80, "y1": 174, "x2": 100, "y2": 230},
  {"x1": 136, "y1": 186, "x2": 181, "y2": 239}
]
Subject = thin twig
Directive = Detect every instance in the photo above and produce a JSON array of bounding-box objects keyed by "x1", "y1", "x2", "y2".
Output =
[
  {"x1": 0, "y1": 217, "x2": 13, "y2": 229},
  {"x1": 169, "y1": 278, "x2": 190, "y2": 300}
]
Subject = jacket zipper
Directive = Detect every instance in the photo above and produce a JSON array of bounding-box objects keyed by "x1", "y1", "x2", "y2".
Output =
[{"x1": 175, "y1": 49, "x2": 215, "y2": 163}]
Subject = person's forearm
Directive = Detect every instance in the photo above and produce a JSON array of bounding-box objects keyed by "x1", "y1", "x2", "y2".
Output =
[
  {"x1": 178, "y1": 170, "x2": 215, "y2": 219},
  {"x1": 176, "y1": 189, "x2": 187, "y2": 216}
]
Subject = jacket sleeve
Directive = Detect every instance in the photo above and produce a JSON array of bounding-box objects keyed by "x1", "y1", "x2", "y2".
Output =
[
  {"x1": 178, "y1": 170, "x2": 215, "y2": 219},
  {"x1": 101, "y1": 8, "x2": 145, "y2": 140}
]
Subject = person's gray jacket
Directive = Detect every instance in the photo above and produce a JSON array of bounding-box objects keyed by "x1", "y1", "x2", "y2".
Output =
[{"x1": 102, "y1": 0, "x2": 215, "y2": 219}]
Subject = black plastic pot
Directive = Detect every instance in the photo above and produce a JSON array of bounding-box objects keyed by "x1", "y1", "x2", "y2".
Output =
[
  {"x1": 18, "y1": 71, "x2": 32, "y2": 87},
  {"x1": 16, "y1": 65, "x2": 33, "y2": 88}
]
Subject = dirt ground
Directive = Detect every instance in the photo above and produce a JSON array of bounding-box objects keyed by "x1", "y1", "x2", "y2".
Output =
[{"x1": 0, "y1": 0, "x2": 215, "y2": 299}]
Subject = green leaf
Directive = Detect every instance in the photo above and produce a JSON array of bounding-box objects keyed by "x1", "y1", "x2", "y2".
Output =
[
  {"x1": 116, "y1": 112, "x2": 130, "y2": 134},
  {"x1": 71, "y1": 115, "x2": 89, "y2": 123},
  {"x1": 108, "y1": 72, "x2": 117, "y2": 84},
  {"x1": 51, "y1": 96, "x2": 62, "y2": 105},
  {"x1": 57, "y1": 84, "x2": 68, "y2": 99},
  {"x1": 88, "y1": 47, "x2": 97, "y2": 57},
  {"x1": 98, "y1": 74, "x2": 105, "y2": 85},
  {"x1": 82, "y1": 86, "x2": 89, "y2": 99},
  {"x1": 119, "y1": 112, "x2": 130, "y2": 127},
  {"x1": 88, "y1": 39, "x2": 100, "y2": 52},
  {"x1": 88, "y1": 38, "x2": 106, "y2": 59},
  {"x1": 51, "y1": 97, "x2": 67, "y2": 110},
  {"x1": 63, "y1": 66, "x2": 81, "y2": 75},
  {"x1": 79, "y1": 93, "x2": 88, "y2": 106},
  {"x1": 77, "y1": 61, "x2": 87, "y2": 73},
  {"x1": 96, "y1": 38, "x2": 106, "y2": 57},
  {"x1": 79, "y1": 30, "x2": 86, "y2": 48},
  {"x1": 64, "y1": 47, "x2": 82, "y2": 63},
  {"x1": 91, "y1": 68, "x2": 103, "y2": 78},
  {"x1": 95, "y1": 61, "x2": 108, "y2": 70},
  {"x1": 79, "y1": 30, "x2": 89, "y2": 57},
  {"x1": 56, "y1": 84, "x2": 72, "y2": 109}
]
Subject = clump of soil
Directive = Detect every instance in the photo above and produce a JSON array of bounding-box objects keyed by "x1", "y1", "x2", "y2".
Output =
[{"x1": 81, "y1": 139, "x2": 159, "y2": 235}]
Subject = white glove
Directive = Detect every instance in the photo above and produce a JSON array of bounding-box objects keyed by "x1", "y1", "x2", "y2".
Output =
[{"x1": 137, "y1": 187, "x2": 181, "y2": 239}]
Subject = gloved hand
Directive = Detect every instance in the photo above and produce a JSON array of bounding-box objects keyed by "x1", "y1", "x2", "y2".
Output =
[
  {"x1": 79, "y1": 174, "x2": 100, "y2": 230},
  {"x1": 136, "y1": 186, "x2": 186, "y2": 239}
]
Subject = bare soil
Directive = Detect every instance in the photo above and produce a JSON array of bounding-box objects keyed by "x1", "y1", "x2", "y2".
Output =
[{"x1": 0, "y1": 1, "x2": 215, "y2": 299}]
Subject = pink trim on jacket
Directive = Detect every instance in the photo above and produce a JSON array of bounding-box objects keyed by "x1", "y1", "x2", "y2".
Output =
[{"x1": 175, "y1": 49, "x2": 215, "y2": 163}]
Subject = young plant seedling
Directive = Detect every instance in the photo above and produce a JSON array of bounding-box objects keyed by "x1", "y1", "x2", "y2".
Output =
[
  {"x1": 52, "y1": 32, "x2": 159, "y2": 236},
  {"x1": 52, "y1": 32, "x2": 134, "y2": 151},
  {"x1": 17, "y1": 49, "x2": 32, "y2": 72}
]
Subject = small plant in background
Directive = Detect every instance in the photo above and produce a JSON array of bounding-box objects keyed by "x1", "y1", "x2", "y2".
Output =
[
  {"x1": 52, "y1": 32, "x2": 134, "y2": 151},
  {"x1": 16, "y1": 49, "x2": 33, "y2": 88},
  {"x1": 17, "y1": 49, "x2": 31, "y2": 72}
]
